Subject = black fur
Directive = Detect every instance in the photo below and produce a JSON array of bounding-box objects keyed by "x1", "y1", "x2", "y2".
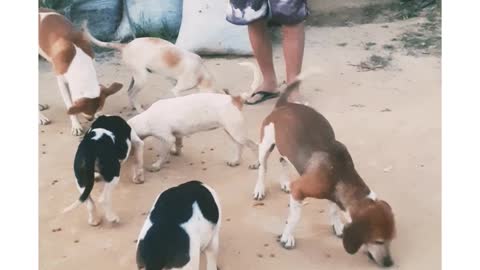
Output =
[
  {"x1": 74, "y1": 115, "x2": 132, "y2": 202},
  {"x1": 136, "y1": 181, "x2": 219, "y2": 270}
]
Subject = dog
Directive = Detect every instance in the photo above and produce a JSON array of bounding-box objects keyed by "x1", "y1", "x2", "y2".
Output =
[
  {"x1": 136, "y1": 180, "x2": 220, "y2": 270},
  {"x1": 39, "y1": 8, "x2": 123, "y2": 135},
  {"x1": 62, "y1": 115, "x2": 144, "y2": 226},
  {"x1": 253, "y1": 75, "x2": 396, "y2": 267},
  {"x1": 127, "y1": 90, "x2": 258, "y2": 172},
  {"x1": 82, "y1": 22, "x2": 215, "y2": 112}
]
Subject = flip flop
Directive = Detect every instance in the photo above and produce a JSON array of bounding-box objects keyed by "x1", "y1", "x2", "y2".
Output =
[{"x1": 245, "y1": 91, "x2": 280, "y2": 105}]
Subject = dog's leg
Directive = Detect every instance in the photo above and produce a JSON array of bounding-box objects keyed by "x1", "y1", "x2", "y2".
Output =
[
  {"x1": 279, "y1": 157, "x2": 291, "y2": 193},
  {"x1": 56, "y1": 76, "x2": 83, "y2": 136},
  {"x1": 130, "y1": 130, "x2": 145, "y2": 184},
  {"x1": 170, "y1": 136, "x2": 183, "y2": 156},
  {"x1": 253, "y1": 124, "x2": 275, "y2": 200},
  {"x1": 224, "y1": 122, "x2": 259, "y2": 169},
  {"x1": 127, "y1": 71, "x2": 147, "y2": 113},
  {"x1": 279, "y1": 195, "x2": 303, "y2": 249},
  {"x1": 148, "y1": 134, "x2": 175, "y2": 172},
  {"x1": 98, "y1": 176, "x2": 120, "y2": 223},
  {"x1": 329, "y1": 202, "x2": 345, "y2": 237},
  {"x1": 205, "y1": 230, "x2": 219, "y2": 270},
  {"x1": 74, "y1": 181, "x2": 101, "y2": 226},
  {"x1": 170, "y1": 75, "x2": 199, "y2": 96}
]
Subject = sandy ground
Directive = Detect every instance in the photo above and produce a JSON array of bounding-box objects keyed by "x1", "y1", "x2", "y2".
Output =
[{"x1": 39, "y1": 17, "x2": 440, "y2": 270}]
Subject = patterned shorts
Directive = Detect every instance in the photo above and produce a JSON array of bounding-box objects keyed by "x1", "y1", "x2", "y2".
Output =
[{"x1": 227, "y1": 0, "x2": 309, "y2": 26}]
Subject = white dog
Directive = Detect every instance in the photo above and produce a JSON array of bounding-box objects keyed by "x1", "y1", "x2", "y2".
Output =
[
  {"x1": 83, "y1": 22, "x2": 215, "y2": 112},
  {"x1": 128, "y1": 91, "x2": 258, "y2": 171}
]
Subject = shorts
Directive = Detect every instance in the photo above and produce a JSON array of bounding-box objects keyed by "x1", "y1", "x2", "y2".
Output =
[{"x1": 227, "y1": 0, "x2": 309, "y2": 26}]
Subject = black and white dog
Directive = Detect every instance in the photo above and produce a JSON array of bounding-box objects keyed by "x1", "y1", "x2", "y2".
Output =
[
  {"x1": 136, "y1": 181, "x2": 221, "y2": 270},
  {"x1": 63, "y1": 115, "x2": 144, "y2": 226}
]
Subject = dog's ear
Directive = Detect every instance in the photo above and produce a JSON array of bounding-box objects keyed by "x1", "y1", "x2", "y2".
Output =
[
  {"x1": 100, "y1": 82, "x2": 123, "y2": 97},
  {"x1": 343, "y1": 221, "x2": 367, "y2": 254},
  {"x1": 67, "y1": 98, "x2": 95, "y2": 115}
]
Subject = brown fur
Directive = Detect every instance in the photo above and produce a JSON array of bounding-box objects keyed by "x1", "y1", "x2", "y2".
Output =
[
  {"x1": 67, "y1": 83, "x2": 123, "y2": 116},
  {"x1": 261, "y1": 81, "x2": 395, "y2": 252},
  {"x1": 231, "y1": 96, "x2": 244, "y2": 110},
  {"x1": 162, "y1": 49, "x2": 181, "y2": 68},
  {"x1": 39, "y1": 9, "x2": 94, "y2": 74}
]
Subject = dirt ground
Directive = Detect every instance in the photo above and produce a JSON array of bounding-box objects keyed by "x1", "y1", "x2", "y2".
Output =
[{"x1": 39, "y1": 16, "x2": 440, "y2": 270}]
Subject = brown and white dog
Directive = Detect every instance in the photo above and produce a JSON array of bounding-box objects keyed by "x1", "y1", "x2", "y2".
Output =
[
  {"x1": 39, "y1": 8, "x2": 122, "y2": 135},
  {"x1": 82, "y1": 22, "x2": 215, "y2": 112},
  {"x1": 253, "y1": 75, "x2": 396, "y2": 267}
]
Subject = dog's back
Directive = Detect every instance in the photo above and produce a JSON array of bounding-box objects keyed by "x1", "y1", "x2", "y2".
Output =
[{"x1": 136, "y1": 181, "x2": 220, "y2": 270}]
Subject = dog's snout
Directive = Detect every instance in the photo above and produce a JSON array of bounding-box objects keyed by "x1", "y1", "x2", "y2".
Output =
[{"x1": 382, "y1": 256, "x2": 394, "y2": 267}]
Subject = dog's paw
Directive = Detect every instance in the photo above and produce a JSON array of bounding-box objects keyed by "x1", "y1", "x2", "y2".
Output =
[
  {"x1": 147, "y1": 164, "x2": 161, "y2": 172},
  {"x1": 253, "y1": 184, "x2": 265, "y2": 200},
  {"x1": 88, "y1": 216, "x2": 102, "y2": 226},
  {"x1": 132, "y1": 171, "x2": 145, "y2": 184},
  {"x1": 170, "y1": 149, "x2": 181, "y2": 156},
  {"x1": 39, "y1": 115, "x2": 51, "y2": 125},
  {"x1": 106, "y1": 213, "x2": 120, "y2": 223},
  {"x1": 227, "y1": 160, "x2": 240, "y2": 167},
  {"x1": 71, "y1": 126, "x2": 84, "y2": 136},
  {"x1": 332, "y1": 225, "x2": 344, "y2": 238},
  {"x1": 280, "y1": 182, "x2": 291, "y2": 193},
  {"x1": 39, "y1": 104, "x2": 49, "y2": 111},
  {"x1": 279, "y1": 233, "x2": 296, "y2": 249},
  {"x1": 248, "y1": 162, "x2": 260, "y2": 170}
]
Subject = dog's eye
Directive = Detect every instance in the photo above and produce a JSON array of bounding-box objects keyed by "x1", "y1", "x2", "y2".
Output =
[{"x1": 374, "y1": 240, "x2": 385, "y2": 245}]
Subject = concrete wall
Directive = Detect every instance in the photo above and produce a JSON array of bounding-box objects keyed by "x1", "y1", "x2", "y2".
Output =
[{"x1": 308, "y1": 0, "x2": 396, "y2": 14}]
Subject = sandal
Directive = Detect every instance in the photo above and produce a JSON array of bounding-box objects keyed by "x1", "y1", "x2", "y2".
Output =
[{"x1": 244, "y1": 91, "x2": 280, "y2": 105}]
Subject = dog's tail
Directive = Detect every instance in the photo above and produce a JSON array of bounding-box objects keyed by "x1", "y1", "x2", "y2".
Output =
[
  {"x1": 62, "y1": 150, "x2": 96, "y2": 214},
  {"x1": 275, "y1": 68, "x2": 322, "y2": 108},
  {"x1": 82, "y1": 21, "x2": 125, "y2": 51}
]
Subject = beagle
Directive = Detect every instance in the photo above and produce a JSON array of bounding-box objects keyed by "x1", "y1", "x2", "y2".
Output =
[
  {"x1": 253, "y1": 76, "x2": 396, "y2": 267},
  {"x1": 63, "y1": 115, "x2": 144, "y2": 226},
  {"x1": 39, "y1": 9, "x2": 122, "y2": 135},
  {"x1": 136, "y1": 180, "x2": 220, "y2": 270},
  {"x1": 82, "y1": 22, "x2": 215, "y2": 112}
]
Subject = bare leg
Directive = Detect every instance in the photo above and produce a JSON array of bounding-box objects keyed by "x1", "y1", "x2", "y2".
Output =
[
  {"x1": 99, "y1": 177, "x2": 120, "y2": 223},
  {"x1": 57, "y1": 76, "x2": 83, "y2": 135},
  {"x1": 282, "y1": 22, "x2": 305, "y2": 103},
  {"x1": 246, "y1": 19, "x2": 278, "y2": 103}
]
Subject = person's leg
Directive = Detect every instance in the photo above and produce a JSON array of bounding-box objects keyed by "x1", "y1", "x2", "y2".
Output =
[
  {"x1": 245, "y1": 19, "x2": 279, "y2": 104},
  {"x1": 282, "y1": 22, "x2": 305, "y2": 102}
]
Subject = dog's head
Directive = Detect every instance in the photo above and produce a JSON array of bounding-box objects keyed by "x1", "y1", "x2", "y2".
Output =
[
  {"x1": 67, "y1": 82, "x2": 123, "y2": 120},
  {"x1": 343, "y1": 199, "x2": 396, "y2": 267}
]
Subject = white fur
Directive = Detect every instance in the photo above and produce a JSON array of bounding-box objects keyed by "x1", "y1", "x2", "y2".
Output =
[
  {"x1": 91, "y1": 128, "x2": 115, "y2": 142},
  {"x1": 329, "y1": 202, "x2": 345, "y2": 236},
  {"x1": 128, "y1": 93, "x2": 258, "y2": 171},
  {"x1": 280, "y1": 196, "x2": 302, "y2": 249},
  {"x1": 138, "y1": 184, "x2": 220, "y2": 270},
  {"x1": 367, "y1": 190, "x2": 377, "y2": 200},
  {"x1": 254, "y1": 123, "x2": 276, "y2": 200},
  {"x1": 39, "y1": 12, "x2": 101, "y2": 135}
]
